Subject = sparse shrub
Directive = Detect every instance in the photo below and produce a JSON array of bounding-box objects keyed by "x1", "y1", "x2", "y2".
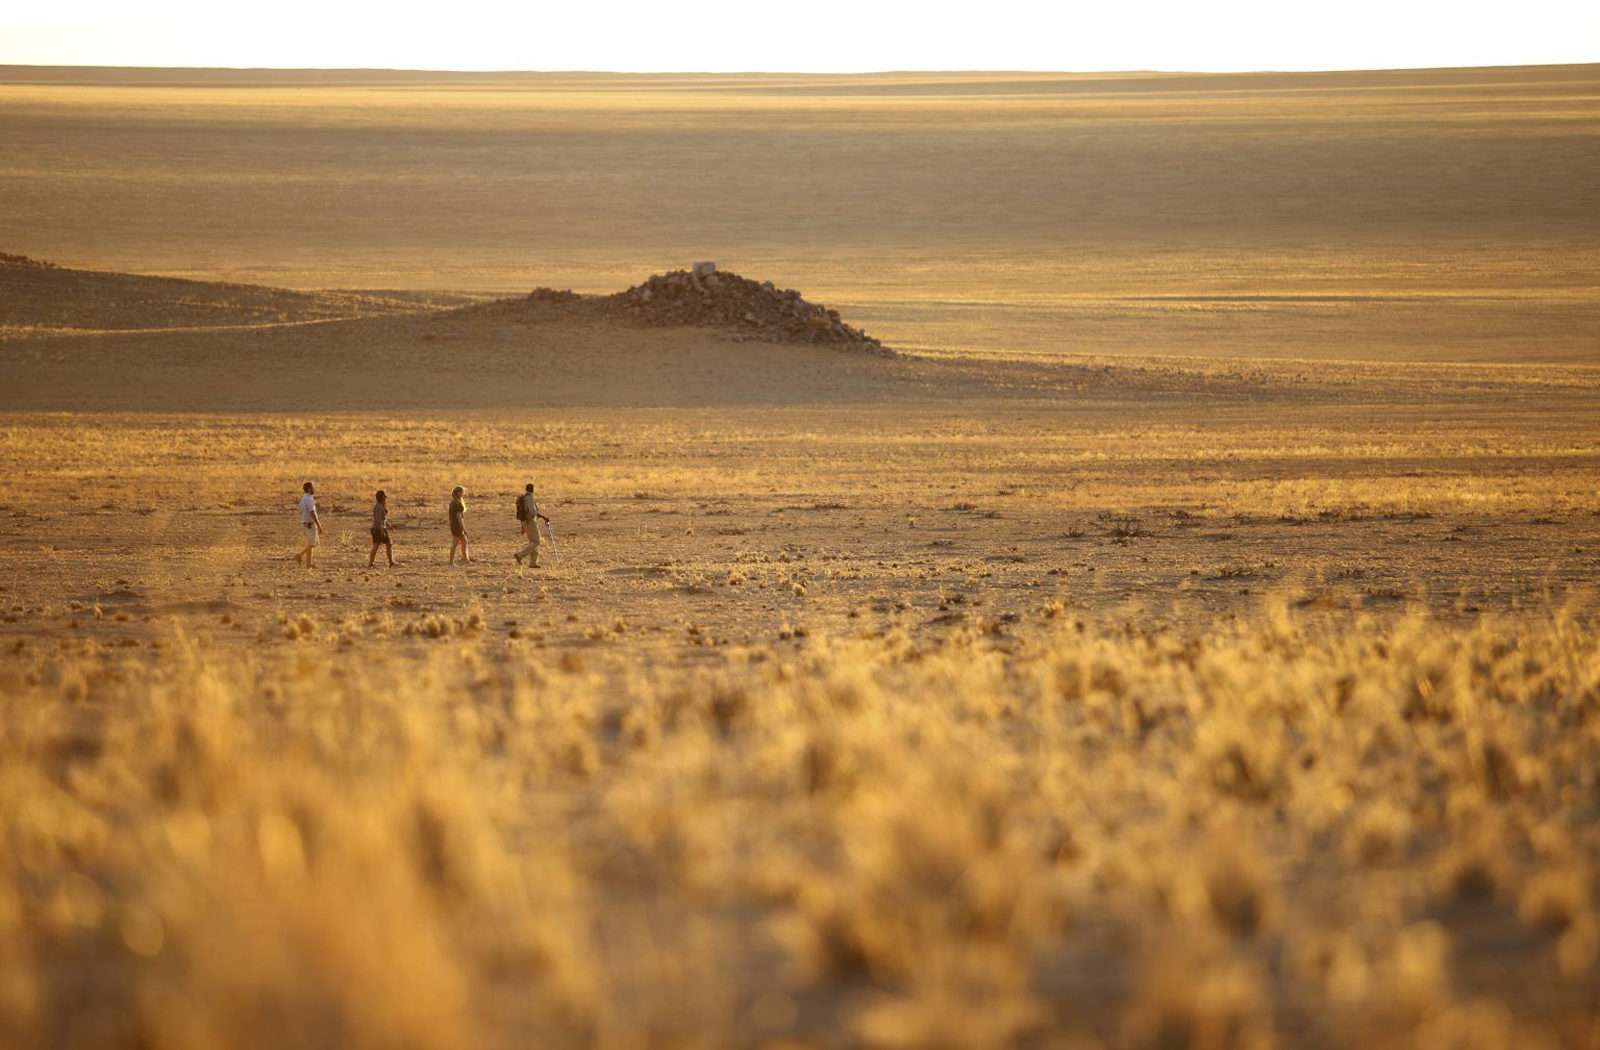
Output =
[
  {"x1": 1100, "y1": 515, "x2": 1150, "y2": 542},
  {"x1": 1345, "y1": 801, "x2": 1414, "y2": 865},
  {"x1": 1202, "y1": 846, "x2": 1278, "y2": 940},
  {"x1": 1517, "y1": 866, "x2": 1591, "y2": 933},
  {"x1": 281, "y1": 612, "x2": 317, "y2": 640},
  {"x1": 1441, "y1": 851, "x2": 1500, "y2": 903},
  {"x1": 1123, "y1": 945, "x2": 1273, "y2": 1050}
]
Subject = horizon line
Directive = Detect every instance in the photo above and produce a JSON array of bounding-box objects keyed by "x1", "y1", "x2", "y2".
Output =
[{"x1": 1, "y1": 60, "x2": 1595, "y2": 78}]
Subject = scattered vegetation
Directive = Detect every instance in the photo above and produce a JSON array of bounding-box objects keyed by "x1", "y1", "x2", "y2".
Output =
[{"x1": 1099, "y1": 514, "x2": 1150, "y2": 543}]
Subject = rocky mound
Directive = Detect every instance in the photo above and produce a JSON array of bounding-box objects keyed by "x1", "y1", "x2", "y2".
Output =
[
  {"x1": 1, "y1": 252, "x2": 58, "y2": 269},
  {"x1": 600, "y1": 269, "x2": 892, "y2": 356},
  {"x1": 525, "y1": 286, "x2": 582, "y2": 303}
]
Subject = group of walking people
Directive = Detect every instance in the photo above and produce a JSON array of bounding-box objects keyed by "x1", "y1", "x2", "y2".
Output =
[{"x1": 295, "y1": 481, "x2": 551, "y2": 570}]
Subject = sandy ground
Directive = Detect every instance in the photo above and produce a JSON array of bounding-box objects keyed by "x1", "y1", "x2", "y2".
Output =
[
  {"x1": 2, "y1": 240, "x2": 1598, "y2": 652},
  {"x1": 3, "y1": 317, "x2": 1597, "y2": 658},
  {"x1": 2, "y1": 65, "x2": 1596, "y2": 363}
]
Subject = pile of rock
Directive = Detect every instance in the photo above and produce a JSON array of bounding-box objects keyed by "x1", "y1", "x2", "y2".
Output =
[
  {"x1": 524, "y1": 286, "x2": 581, "y2": 303},
  {"x1": 1, "y1": 252, "x2": 57, "y2": 269},
  {"x1": 603, "y1": 268, "x2": 892, "y2": 355}
]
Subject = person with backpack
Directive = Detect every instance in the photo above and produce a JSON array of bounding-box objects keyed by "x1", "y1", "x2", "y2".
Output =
[{"x1": 514, "y1": 483, "x2": 551, "y2": 567}]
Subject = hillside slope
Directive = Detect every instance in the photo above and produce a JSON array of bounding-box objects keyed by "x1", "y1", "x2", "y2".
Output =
[
  {"x1": 0, "y1": 253, "x2": 460, "y2": 335},
  {"x1": 0, "y1": 257, "x2": 922, "y2": 410}
]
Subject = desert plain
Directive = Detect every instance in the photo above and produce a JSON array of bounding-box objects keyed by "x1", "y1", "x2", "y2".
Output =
[{"x1": 1, "y1": 63, "x2": 1599, "y2": 1049}]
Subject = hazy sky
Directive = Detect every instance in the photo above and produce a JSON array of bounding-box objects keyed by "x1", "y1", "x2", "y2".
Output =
[{"x1": 2, "y1": 0, "x2": 1596, "y2": 72}]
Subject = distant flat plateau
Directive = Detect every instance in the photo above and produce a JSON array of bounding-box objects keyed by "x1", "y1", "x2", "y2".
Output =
[{"x1": 2, "y1": 63, "x2": 1596, "y2": 364}]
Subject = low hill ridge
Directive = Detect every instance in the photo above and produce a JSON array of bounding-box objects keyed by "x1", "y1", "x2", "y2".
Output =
[
  {"x1": 0, "y1": 256, "x2": 912, "y2": 411},
  {"x1": 0, "y1": 252, "x2": 458, "y2": 334}
]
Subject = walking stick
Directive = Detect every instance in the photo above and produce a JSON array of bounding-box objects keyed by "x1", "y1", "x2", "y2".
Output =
[{"x1": 541, "y1": 519, "x2": 561, "y2": 564}]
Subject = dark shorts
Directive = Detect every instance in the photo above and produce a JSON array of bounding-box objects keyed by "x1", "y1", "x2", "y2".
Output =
[
  {"x1": 371, "y1": 527, "x2": 390, "y2": 546},
  {"x1": 450, "y1": 526, "x2": 465, "y2": 538}
]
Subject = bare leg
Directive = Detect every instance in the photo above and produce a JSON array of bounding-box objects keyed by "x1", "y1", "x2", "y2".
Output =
[{"x1": 368, "y1": 542, "x2": 378, "y2": 567}]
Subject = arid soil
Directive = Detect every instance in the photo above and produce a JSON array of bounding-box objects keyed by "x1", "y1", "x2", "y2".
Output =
[{"x1": 2, "y1": 266, "x2": 1598, "y2": 638}]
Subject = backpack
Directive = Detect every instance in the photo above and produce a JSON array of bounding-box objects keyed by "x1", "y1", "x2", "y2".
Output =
[{"x1": 515, "y1": 494, "x2": 528, "y2": 521}]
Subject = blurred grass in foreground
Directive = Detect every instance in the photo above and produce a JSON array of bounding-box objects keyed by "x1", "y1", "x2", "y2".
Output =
[{"x1": 3, "y1": 598, "x2": 1599, "y2": 1049}]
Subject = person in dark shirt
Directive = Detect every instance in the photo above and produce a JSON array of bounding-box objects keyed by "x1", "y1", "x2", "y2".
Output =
[
  {"x1": 368, "y1": 490, "x2": 393, "y2": 567},
  {"x1": 448, "y1": 486, "x2": 470, "y2": 565}
]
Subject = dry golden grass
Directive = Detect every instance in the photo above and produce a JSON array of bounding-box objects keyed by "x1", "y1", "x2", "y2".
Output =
[{"x1": 4, "y1": 597, "x2": 1599, "y2": 1049}]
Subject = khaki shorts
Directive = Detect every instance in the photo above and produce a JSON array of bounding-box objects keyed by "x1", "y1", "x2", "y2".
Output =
[{"x1": 302, "y1": 523, "x2": 320, "y2": 546}]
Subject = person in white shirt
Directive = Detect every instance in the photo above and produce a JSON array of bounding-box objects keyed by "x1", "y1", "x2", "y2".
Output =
[
  {"x1": 514, "y1": 483, "x2": 551, "y2": 567},
  {"x1": 296, "y1": 481, "x2": 323, "y2": 568}
]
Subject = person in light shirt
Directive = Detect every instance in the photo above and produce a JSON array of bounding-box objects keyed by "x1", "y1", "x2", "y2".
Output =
[
  {"x1": 448, "y1": 486, "x2": 470, "y2": 565},
  {"x1": 515, "y1": 483, "x2": 551, "y2": 567},
  {"x1": 368, "y1": 489, "x2": 393, "y2": 567},
  {"x1": 296, "y1": 481, "x2": 323, "y2": 568}
]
